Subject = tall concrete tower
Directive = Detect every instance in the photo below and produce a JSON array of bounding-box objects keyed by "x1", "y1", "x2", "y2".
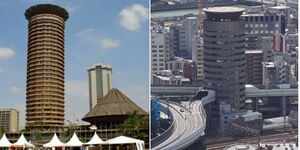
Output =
[
  {"x1": 25, "y1": 4, "x2": 68, "y2": 129},
  {"x1": 87, "y1": 63, "x2": 112, "y2": 110},
  {"x1": 203, "y1": 7, "x2": 246, "y2": 131}
]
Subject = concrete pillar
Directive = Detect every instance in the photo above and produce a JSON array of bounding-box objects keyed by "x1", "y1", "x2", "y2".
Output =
[{"x1": 282, "y1": 96, "x2": 287, "y2": 131}]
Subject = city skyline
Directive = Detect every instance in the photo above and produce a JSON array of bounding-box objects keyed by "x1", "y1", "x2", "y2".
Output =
[
  {"x1": 0, "y1": 0, "x2": 297, "y2": 149},
  {"x1": 0, "y1": 0, "x2": 149, "y2": 128},
  {"x1": 150, "y1": 0, "x2": 298, "y2": 149}
]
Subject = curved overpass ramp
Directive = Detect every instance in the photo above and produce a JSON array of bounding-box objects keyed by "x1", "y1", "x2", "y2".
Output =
[{"x1": 152, "y1": 90, "x2": 216, "y2": 150}]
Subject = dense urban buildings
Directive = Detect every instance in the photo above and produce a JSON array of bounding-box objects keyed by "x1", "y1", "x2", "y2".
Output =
[
  {"x1": 87, "y1": 63, "x2": 112, "y2": 110},
  {"x1": 170, "y1": 17, "x2": 198, "y2": 59},
  {"x1": 151, "y1": 0, "x2": 298, "y2": 148},
  {"x1": 203, "y1": 7, "x2": 247, "y2": 132},
  {"x1": 242, "y1": 12, "x2": 286, "y2": 50},
  {"x1": 0, "y1": 1, "x2": 149, "y2": 149},
  {"x1": 25, "y1": 4, "x2": 68, "y2": 129},
  {"x1": 151, "y1": 18, "x2": 201, "y2": 85},
  {"x1": 0, "y1": 109, "x2": 19, "y2": 132}
]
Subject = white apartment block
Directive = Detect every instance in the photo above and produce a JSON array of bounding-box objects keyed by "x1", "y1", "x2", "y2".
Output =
[
  {"x1": 151, "y1": 30, "x2": 170, "y2": 75},
  {"x1": 0, "y1": 109, "x2": 19, "y2": 132}
]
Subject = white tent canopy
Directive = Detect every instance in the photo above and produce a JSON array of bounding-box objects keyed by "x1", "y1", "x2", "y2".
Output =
[
  {"x1": 65, "y1": 133, "x2": 83, "y2": 147},
  {"x1": 84, "y1": 132, "x2": 105, "y2": 145},
  {"x1": 0, "y1": 134, "x2": 12, "y2": 147},
  {"x1": 106, "y1": 136, "x2": 144, "y2": 150},
  {"x1": 43, "y1": 133, "x2": 66, "y2": 148},
  {"x1": 12, "y1": 134, "x2": 34, "y2": 147}
]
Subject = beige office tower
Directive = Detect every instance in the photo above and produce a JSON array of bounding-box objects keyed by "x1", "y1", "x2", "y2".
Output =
[
  {"x1": 87, "y1": 63, "x2": 112, "y2": 110},
  {"x1": 0, "y1": 109, "x2": 19, "y2": 132},
  {"x1": 25, "y1": 4, "x2": 68, "y2": 129}
]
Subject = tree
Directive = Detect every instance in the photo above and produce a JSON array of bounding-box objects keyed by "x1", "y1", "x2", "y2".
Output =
[
  {"x1": 0, "y1": 126, "x2": 5, "y2": 137},
  {"x1": 31, "y1": 130, "x2": 43, "y2": 142},
  {"x1": 20, "y1": 128, "x2": 29, "y2": 132},
  {"x1": 121, "y1": 111, "x2": 149, "y2": 140},
  {"x1": 63, "y1": 126, "x2": 74, "y2": 141},
  {"x1": 137, "y1": 116, "x2": 149, "y2": 139}
]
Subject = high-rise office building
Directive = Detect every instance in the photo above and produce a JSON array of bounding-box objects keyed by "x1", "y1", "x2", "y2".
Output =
[
  {"x1": 242, "y1": 13, "x2": 285, "y2": 36},
  {"x1": 203, "y1": 7, "x2": 246, "y2": 131},
  {"x1": 25, "y1": 4, "x2": 68, "y2": 129},
  {"x1": 0, "y1": 109, "x2": 19, "y2": 132},
  {"x1": 242, "y1": 13, "x2": 286, "y2": 50},
  {"x1": 245, "y1": 50, "x2": 263, "y2": 84},
  {"x1": 151, "y1": 30, "x2": 170, "y2": 75},
  {"x1": 87, "y1": 63, "x2": 112, "y2": 110},
  {"x1": 191, "y1": 34, "x2": 204, "y2": 85},
  {"x1": 169, "y1": 17, "x2": 198, "y2": 59},
  {"x1": 262, "y1": 37, "x2": 274, "y2": 62}
]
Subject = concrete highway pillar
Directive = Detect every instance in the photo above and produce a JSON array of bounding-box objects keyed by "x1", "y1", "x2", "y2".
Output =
[
  {"x1": 252, "y1": 98, "x2": 259, "y2": 112},
  {"x1": 282, "y1": 96, "x2": 287, "y2": 131}
]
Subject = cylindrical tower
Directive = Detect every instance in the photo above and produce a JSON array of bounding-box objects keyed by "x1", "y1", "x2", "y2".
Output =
[
  {"x1": 203, "y1": 7, "x2": 246, "y2": 130},
  {"x1": 25, "y1": 4, "x2": 68, "y2": 129}
]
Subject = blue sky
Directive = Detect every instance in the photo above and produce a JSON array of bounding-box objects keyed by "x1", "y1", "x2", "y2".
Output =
[{"x1": 0, "y1": 0, "x2": 149, "y2": 128}]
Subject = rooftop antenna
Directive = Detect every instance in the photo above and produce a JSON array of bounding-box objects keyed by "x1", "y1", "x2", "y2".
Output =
[
  {"x1": 198, "y1": 0, "x2": 203, "y2": 37},
  {"x1": 198, "y1": 0, "x2": 214, "y2": 37}
]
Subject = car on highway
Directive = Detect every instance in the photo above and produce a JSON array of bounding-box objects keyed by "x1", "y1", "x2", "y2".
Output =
[{"x1": 180, "y1": 109, "x2": 184, "y2": 112}]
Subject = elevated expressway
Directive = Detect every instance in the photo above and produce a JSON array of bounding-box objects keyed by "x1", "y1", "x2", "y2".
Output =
[
  {"x1": 151, "y1": 90, "x2": 216, "y2": 150},
  {"x1": 152, "y1": 84, "x2": 298, "y2": 98},
  {"x1": 151, "y1": 84, "x2": 297, "y2": 149},
  {"x1": 245, "y1": 84, "x2": 298, "y2": 97}
]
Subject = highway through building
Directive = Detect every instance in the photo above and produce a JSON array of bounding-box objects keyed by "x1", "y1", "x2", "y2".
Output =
[
  {"x1": 151, "y1": 84, "x2": 297, "y2": 149},
  {"x1": 152, "y1": 90, "x2": 215, "y2": 150}
]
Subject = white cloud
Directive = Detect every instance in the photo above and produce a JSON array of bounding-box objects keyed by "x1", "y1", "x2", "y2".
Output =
[
  {"x1": 65, "y1": 80, "x2": 89, "y2": 124},
  {"x1": 119, "y1": 4, "x2": 148, "y2": 31},
  {"x1": 0, "y1": 48, "x2": 15, "y2": 60},
  {"x1": 75, "y1": 28, "x2": 95, "y2": 37},
  {"x1": 99, "y1": 38, "x2": 120, "y2": 48},
  {"x1": 9, "y1": 86, "x2": 24, "y2": 94},
  {"x1": 75, "y1": 28, "x2": 120, "y2": 49}
]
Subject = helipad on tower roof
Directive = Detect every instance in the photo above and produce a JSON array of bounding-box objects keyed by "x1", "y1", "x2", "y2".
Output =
[
  {"x1": 204, "y1": 7, "x2": 245, "y2": 20},
  {"x1": 203, "y1": 7, "x2": 246, "y2": 13}
]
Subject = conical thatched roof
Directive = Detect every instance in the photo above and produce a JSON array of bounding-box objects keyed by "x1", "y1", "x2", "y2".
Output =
[{"x1": 82, "y1": 88, "x2": 148, "y2": 123}]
